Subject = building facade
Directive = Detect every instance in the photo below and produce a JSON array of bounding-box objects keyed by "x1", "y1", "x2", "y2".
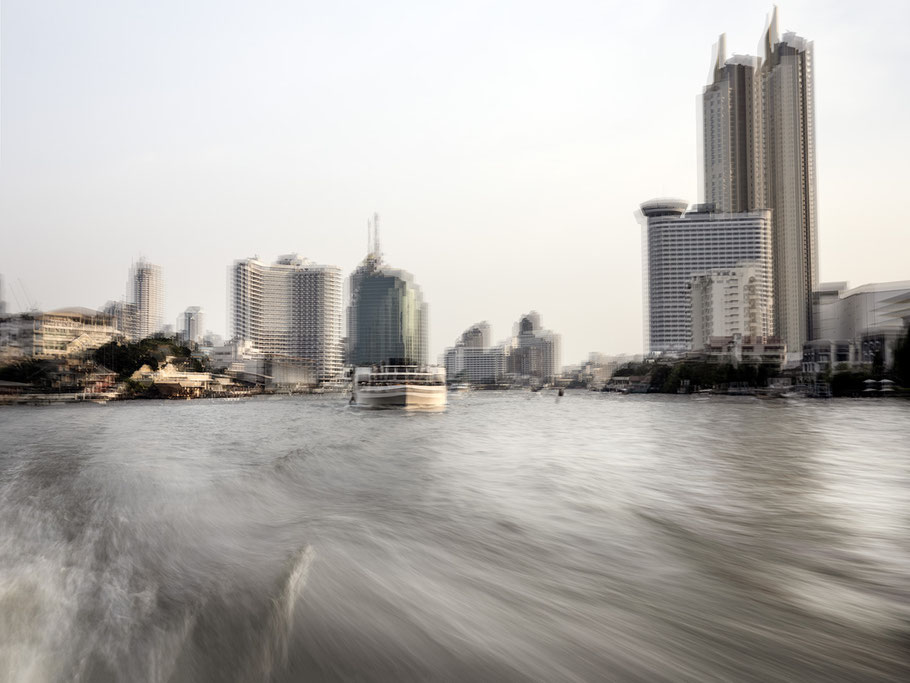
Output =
[
  {"x1": 506, "y1": 312, "x2": 561, "y2": 383},
  {"x1": 808, "y1": 281, "x2": 910, "y2": 368},
  {"x1": 443, "y1": 322, "x2": 506, "y2": 384},
  {"x1": 638, "y1": 200, "x2": 773, "y2": 354},
  {"x1": 763, "y1": 22, "x2": 818, "y2": 356},
  {"x1": 229, "y1": 255, "x2": 343, "y2": 385},
  {"x1": 102, "y1": 300, "x2": 139, "y2": 340},
  {"x1": 0, "y1": 307, "x2": 119, "y2": 359},
  {"x1": 130, "y1": 259, "x2": 164, "y2": 340},
  {"x1": 346, "y1": 255, "x2": 428, "y2": 367},
  {"x1": 178, "y1": 306, "x2": 204, "y2": 344},
  {"x1": 689, "y1": 263, "x2": 766, "y2": 350},
  {"x1": 703, "y1": 43, "x2": 764, "y2": 214},
  {"x1": 701, "y1": 8, "x2": 818, "y2": 359}
]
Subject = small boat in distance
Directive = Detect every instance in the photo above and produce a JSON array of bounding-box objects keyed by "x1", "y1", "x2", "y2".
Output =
[{"x1": 352, "y1": 365, "x2": 447, "y2": 410}]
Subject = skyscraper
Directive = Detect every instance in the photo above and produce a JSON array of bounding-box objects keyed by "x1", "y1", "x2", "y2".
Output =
[
  {"x1": 762, "y1": 14, "x2": 818, "y2": 354},
  {"x1": 230, "y1": 255, "x2": 343, "y2": 384},
  {"x1": 347, "y1": 216, "x2": 429, "y2": 367},
  {"x1": 178, "y1": 306, "x2": 204, "y2": 344},
  {"x1": 703, "y1": 39, "x2": 764, "y2": 213},
  {"x1": 129, "y1": 259, "x2": 163, "y2": 339},
  {"x1": 701, "y1": 7, "x2": 817, "y2": 358}
]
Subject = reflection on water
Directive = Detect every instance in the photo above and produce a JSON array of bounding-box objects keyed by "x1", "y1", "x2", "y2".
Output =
[{"x1": 1, "y1": 393, "x2": 909, "y2": 681}]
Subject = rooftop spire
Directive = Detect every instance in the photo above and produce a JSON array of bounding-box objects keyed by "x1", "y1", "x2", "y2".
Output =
[
  {"x1": 372, "y1": 212, "x2": 381, "y2": 260},
  {"x1": 762, "y1": 5, "x2": 780, "y2": 62},
  {"x1": 712, "y1": 33, "x2": 727, "y2": 83},
  {"x1": 365, "y1": 212, "x2": 383, "y2": 265}
]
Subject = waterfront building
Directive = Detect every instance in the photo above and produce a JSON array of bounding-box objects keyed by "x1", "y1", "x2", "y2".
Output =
[
  {"x1": 130, "y1": 259, "x2": 164, "y2": 339},
  {"x1": 561, "y1": 353, "x2": 618, "y2": 389},
  {"x1": 346, "y1": 218, "x2": 429, "y2": 367},
  {"x1": 178, "y1": 306, "x2": 204, "y2": 344},
  {"x1": 506, "y1": 312, "x2": 562, "y2": 383},
  {"x1": 229, "y1": 254, "x2": 343, "y2": 385},
  {"x1": 806, "y1": 281, "x2": 910, "y2": 370},
  {"x1": 701, "y1": 7, "x2": 818, "y2": 358},
  {"x1": 443, "y1": 322, "x2": 506, "y2": 384},
  {"x1": 0, "y1": 307, "x2": 119, "y2": 359},
  {"x1": 690, "y1": 263, "x2": 767, "y2": 350},
  {"x1": 691, "y1": 335, "x2": 786, "y2": 366},
  {"x1": 638, "y1": 200, "x2": 773, "y2": 355}
]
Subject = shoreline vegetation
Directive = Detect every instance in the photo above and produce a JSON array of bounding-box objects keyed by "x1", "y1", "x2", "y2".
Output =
[{"x1": 1, "y1": 329, "x2": 909, "y2": 404}]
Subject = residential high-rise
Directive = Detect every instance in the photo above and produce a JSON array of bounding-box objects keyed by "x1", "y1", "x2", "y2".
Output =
[
  {"x1": 690, "y1": 263, "x2": 765, "y2": 350},
  {"x1": 638, "y1": 200, "x2": 773, "y2": 354},
  {"x1": 230, "y1": 254, "x2": 343, "y2": 384},
  {"x1": 762, "y1": 14, "x2": 818, "y2": 355},
  {"x1": 129, "y1": 259, "x2": 164, "y2": 339},
  {"x1": 347, "y1": 216, "x2": 429, "y2": 367},
  {"x1": 703, "y1": 38, "x2": 763, "y2": 213},
  {"x1": 701, "y1": 7, "x2": 817, "y2": 358}
]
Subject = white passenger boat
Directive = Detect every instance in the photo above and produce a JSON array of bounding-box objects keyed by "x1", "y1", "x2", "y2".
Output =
[{"x1": 352, "y1": 365, "x2": 447, "y2": 409}]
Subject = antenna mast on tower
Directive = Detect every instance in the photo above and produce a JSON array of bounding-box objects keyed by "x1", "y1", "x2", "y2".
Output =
[{"x1": 372, "y1": 212, "x2": 381, "y2": 261}]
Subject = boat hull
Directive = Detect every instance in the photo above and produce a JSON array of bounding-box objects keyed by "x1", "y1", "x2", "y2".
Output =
[{"x1": 354, "y1": 384, "x2": 447, "y2": 409}]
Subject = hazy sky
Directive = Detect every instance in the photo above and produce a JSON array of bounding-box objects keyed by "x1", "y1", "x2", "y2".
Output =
[{"x1": 2, "y1": 0, "x2": 908, "y2": 363}]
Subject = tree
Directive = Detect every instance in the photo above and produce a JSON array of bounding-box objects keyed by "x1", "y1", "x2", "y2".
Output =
[
  {"x1": 0, "y1": 358, "x2": 47, "y2": 385},
  {"x1": 892, "y1": 326, "x2": 910, "y2": 388}
]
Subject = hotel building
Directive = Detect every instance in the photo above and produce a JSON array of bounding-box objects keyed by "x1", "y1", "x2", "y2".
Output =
[
  {"x1": 638, "y1": 200, "x2": 773, "y2": 354},
  {"x1": 230, "y1": 255, "x2": 343, "y2": 385}
]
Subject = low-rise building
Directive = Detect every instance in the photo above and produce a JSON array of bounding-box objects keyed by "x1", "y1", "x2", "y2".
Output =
[
  {"x1": 691, "y1": 335, "x2": 786, "y2": 366},
  {"x1": 808, "y1": 281, "x2": 910, "y2": 369},
  {"x1": 0, "y1": 308, "x2": 120, "y2": 359}
]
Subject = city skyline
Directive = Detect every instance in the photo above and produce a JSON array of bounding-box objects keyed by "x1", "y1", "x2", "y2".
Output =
[{"x1": 2, "y1": 1, "x2": 908, "y2": 363}]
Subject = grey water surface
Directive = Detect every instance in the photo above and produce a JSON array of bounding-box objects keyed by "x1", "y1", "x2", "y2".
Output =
[{"x1": 1, "y1": 392, "x2": 909, "y2": 682}]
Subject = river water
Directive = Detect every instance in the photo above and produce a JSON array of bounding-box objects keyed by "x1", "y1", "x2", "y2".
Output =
[{"x1": 1, "y1": 392, "x2": 909, "y2": 682}]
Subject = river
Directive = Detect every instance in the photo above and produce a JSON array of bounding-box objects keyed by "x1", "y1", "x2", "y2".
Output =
[{"x1": 1, "y1": 392, "x2": 909, "y2": 681}]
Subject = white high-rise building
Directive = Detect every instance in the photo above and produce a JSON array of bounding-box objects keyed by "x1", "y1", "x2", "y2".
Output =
[
  {"x1": 701, "y1": 7, "x2": 817, "y2": 359},
  {"x1": 230, "y1": 254, "x2": 343, "y2": 384},
  {"x1": 443, "y1": 322, "x2": 506, "y2": 384},
  {"x1": 129, "y1": 259, "x2": 163, "y2": 339},
  {"x1": 690, "y1": 263, "x2": 766, "y2": 350},
  {"x1": 638, "y1": 200, "x2": 773, "y2": 354}
]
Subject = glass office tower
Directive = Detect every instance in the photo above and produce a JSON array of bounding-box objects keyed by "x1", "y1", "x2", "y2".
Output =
[{"x1": 347, "y1": 256, "x2": 429, "y2": 367}]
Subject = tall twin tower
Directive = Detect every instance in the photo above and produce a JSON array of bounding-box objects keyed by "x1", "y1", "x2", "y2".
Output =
[{"x1": 702, "y1": 6, "x2": 818, "y2": 354}]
